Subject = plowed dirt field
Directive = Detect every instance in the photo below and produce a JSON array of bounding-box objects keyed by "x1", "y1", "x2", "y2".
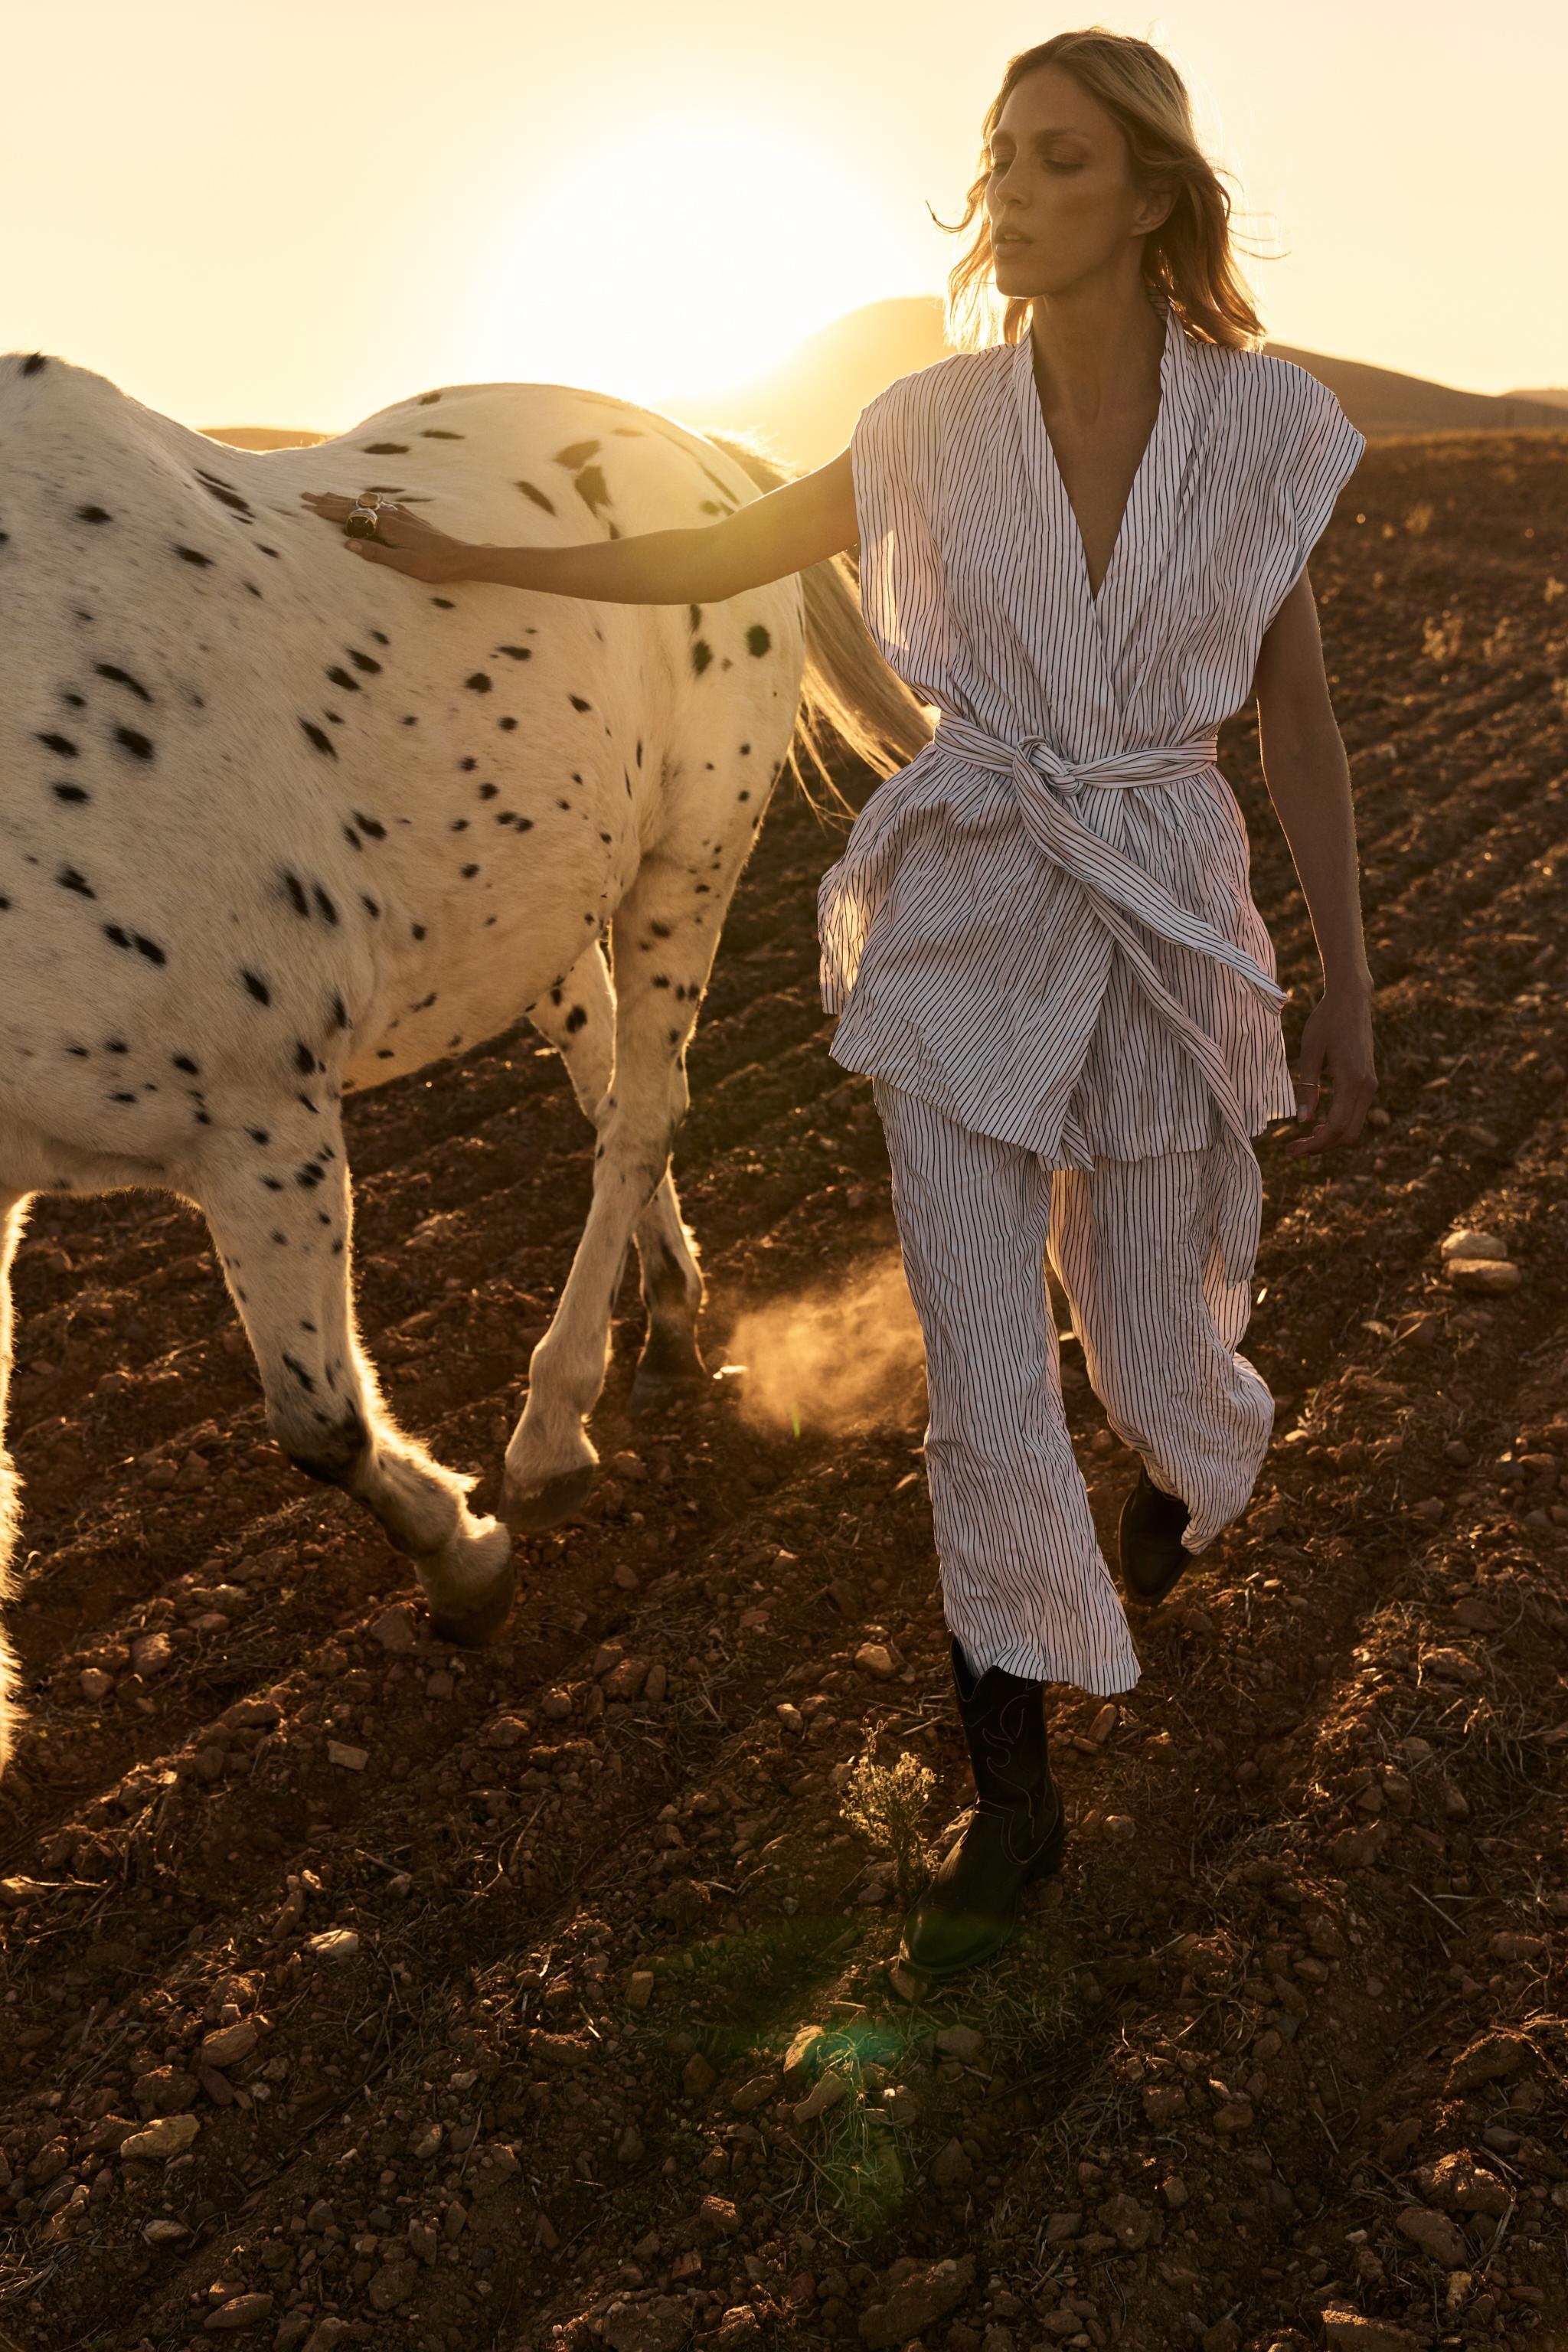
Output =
[{"x1": 2, "y1": 431, "x2": 1566, "y2": 2352}]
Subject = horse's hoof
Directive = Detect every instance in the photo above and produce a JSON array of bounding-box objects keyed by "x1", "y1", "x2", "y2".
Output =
[
  {"x1": 424, "y1": 1526, "x2": 515, "y2": 1645},
  {"x1": 500, "y1": 1463, "x2": 595, "y2": 1536},
  {"x1": 429, "y1": 1560, "x2": 516, "y2": 1647},
  {"x1": 628, "y1": 1359, "x2": 706, "y2": 1417}
]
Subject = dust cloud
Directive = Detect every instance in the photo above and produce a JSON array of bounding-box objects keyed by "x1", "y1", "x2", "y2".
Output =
[{"x1": 720, "y1": 1253, "x2": 928, "y2": 1437}]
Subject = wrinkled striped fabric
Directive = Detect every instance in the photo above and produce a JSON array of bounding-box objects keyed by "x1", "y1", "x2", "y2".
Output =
[
  {"x1": 819, "y1": 300, "x2": 1365, "y2": 1282},
  {"x1": 874, "y1": 1076, "x2": 1276, "y2": 1691}
]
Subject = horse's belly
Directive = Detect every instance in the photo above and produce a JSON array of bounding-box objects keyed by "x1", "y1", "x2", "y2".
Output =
[{"x1": 341, "y1": 866, "x2": 611, "y2": 1093}]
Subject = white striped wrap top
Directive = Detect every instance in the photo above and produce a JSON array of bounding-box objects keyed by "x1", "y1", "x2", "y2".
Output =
[{"x1": 818, "y1": 301, "x2": 1365, "y2": 1284}]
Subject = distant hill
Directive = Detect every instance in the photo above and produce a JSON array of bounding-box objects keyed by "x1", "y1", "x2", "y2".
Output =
[
  {"x1": 656, "y1": 298, "x2": 1568, "y2": 469},
  {"x1": 1264, "y1": 345, "x2": 1567, "y2": 439},
  {"x1": 202, "y1": 424, "x2": 328, "y2": 450},
  {"x1": 202, "y1": 302, "x2": 1568, "y2": 472}
]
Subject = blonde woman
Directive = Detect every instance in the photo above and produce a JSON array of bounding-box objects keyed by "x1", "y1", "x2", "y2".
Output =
[{"x1": 304, "y1": 30, "x2": 1377, "y2": 1985}]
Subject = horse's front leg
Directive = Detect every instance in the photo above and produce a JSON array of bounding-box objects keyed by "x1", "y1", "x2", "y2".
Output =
[
  {"x1": 525, "y1": 942, "x2": 707, "y2": 1416},
  {"x1": 503, "y1": 861, "x2": 716, "y2": 1531}
]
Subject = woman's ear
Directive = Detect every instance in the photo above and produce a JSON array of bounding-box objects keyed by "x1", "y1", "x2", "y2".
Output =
[{"x1": 1135, "y1": 176, "x2": 1178, "y2": 238}]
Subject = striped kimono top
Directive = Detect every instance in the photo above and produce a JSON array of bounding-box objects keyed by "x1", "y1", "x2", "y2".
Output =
[{"x1": 818, "y1": 298, "x2": 1365, "y2": 1285}]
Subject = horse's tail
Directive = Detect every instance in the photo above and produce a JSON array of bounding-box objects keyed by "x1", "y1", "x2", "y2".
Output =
[{"x1": 707, "y1": 430, "x2": 933, "y2": 821}]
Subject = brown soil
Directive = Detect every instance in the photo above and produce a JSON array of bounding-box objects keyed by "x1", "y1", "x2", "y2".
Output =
[{"x1": 2, "y1": 432, "x2": 1566, "y2": 2352}]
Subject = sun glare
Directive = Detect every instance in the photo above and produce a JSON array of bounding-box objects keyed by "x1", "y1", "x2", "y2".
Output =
[{"x1": 488, "y1": 121, "x2": 884, "y2": 406}]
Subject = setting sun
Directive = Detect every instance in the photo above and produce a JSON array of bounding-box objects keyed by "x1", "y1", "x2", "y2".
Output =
[{"x1": 478, "y1": 119, "x2": 893, "y2": 406}]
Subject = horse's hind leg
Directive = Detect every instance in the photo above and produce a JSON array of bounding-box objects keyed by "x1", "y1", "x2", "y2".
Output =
[
  {"x1": 196, "y1": 1125, "x2": 513, "y2": 1643},
  {"x1": 0, "y1": 1192, "x2": 31, "y2": 1777},
  {"x1": 527, "y1": 944, "x2": 706, "y2": 1408}
]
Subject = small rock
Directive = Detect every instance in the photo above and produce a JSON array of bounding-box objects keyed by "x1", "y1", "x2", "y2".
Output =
[
  {"x1": 1396, "y1": 2206, "x2": 1469, "y2": 2267},
  {"x1": 326, "y1": 1740, "x2": 367, "y2": 1772},
  {"x1": 934, "y1": 2024, "x2": 985, "y2": 2061},
  {"x1": 133, "y1": 2066, "x2": 198, "y2": 2115},
  {"x1": 1423, "y1": 1646, "x2": 1482, "y2": 1684},
  {"x1": 928, "y1": 2138, "x2": 972, "y2": 2189},
  {"x1": 306, "y1": 1929, "x2": 359, "y2": 1962},
  {"x1": 1096, "y1": 2190, "x2": 1152, "y2": 2249},
  {"x1": 370, "y1": 1602, "x2": 418, "y2": 1652},
  {"x1": 1212, "y1": 2099, "x2": 1253, "y2": 2134},
  {"x1": 1200, "y1": 2321, "x2": 1240, "y2": 2352},
  {"x1": 368, "y1": 2261, "x2": 417, "y2": 2311},
  {"x1": 1043, "y1": 2211, "x2": 1082, "y2": 2241},
  {"x1": 856, "y1": 2252, "x2": 975, "y2": 2348},
  {"x1": 794, "y1": 2073, "x2": 848, "y2": 2122},
  {"x1": 1321, "y1": 2311, "x2": 1420, "y2": 2352},
  {"x1": 626, "y1": 1969, "x2": 655, "y2": 2009},
  {"x1": 119, "y1": 2113, "x2": 199, "y2": 2162},
  {"x1": 302, "y1": 2324, "x2": 354, "y2": 2352},
  {"x1": 1488, "y1": 1931, "x2": 1547, "y2": 1962},
  {"x1": 700, "y1": 2194, "x2": 742, "y2": 2236},
  {"x1": 79, "y1": 1666, "x2": 115, "y2": 1703},
  {"x1": 730, "y1": 2074, "x2": 774, "y2": 2112},
  {"x1": 683, "y1": 2050, "x2": 717, "y2": 2096},
  {"x1": 854, "y1": 1642, "x2": 897, "y2": 1678},
  {"x1": 1439, "y1": 1227, "x2": 1509, "y2": 1261},
  {"x1": 198, "y1": 2020, "x2": 259, "y2": 2071},
  {"x1": 782, "y1": 2024, "x2": 828, "y2": 2087},
  {"x1": 131, "y1": 1631, "x2": 173, "y2": 1678},
  {"x1": 1444, "y1": 1258, "x2": 1521, "y2": 1293},
  {"x1": 1143, "y1": 2081, "x2": 1186, "y2": 2124},
  {"x1": 1416, "y1": 2151, "x2": 1510, "y2": 2216},
  {"x1": 615, "y1": 2124, "x2": 645, "y2": 2164},
  {"x1": 142, "y1": 2216, "x2": 190, "y2": 2245},
  {"x1": 485, "y1": 1714, "x2": 528, "y2": 1748},
  {"x1": 203, "y1": 2293, "x2": 273, "y2": 2331},
  {"x1": 1446, "y1": 2030, "x2": 1529, "y2": 2092}
]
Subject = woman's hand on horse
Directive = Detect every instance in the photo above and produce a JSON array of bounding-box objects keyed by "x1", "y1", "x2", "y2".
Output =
[{"x1": 299, "y1": 491, "x2": 475, "y2": 583}]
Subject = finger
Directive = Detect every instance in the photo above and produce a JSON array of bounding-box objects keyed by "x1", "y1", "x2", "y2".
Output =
[
  {"x1": 301, "y1": 491, "x2": 355, "y2": 516},
  {"x1": 343, "y1": 540, "x2": 397, "y2": 566}
]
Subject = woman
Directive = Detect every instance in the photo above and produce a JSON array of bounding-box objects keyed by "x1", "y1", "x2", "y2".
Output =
[{"x1": 304, "y1": 30, "x2": 1377, "y2": 1986}]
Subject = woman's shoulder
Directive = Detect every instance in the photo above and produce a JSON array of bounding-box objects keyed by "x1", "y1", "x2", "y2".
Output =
[{"x1": 1204, "y1": 339, "x2": 1351, "y2": 430}]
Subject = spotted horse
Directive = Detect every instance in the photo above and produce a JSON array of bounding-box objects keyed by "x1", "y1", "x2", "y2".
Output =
[{"x1": 0, "y1": 349, "x2": 929, "y2": 1773}]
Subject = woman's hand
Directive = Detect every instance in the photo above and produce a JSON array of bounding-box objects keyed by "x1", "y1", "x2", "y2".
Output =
[
  {"x1": 1282, "y1": 982, "x2": 1378, "y2": 1158},
  {"x1": 298, "y1": 490, "x2": 477, "y2": 583}
]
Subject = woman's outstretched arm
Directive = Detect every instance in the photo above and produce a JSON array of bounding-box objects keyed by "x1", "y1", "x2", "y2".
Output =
[{"x1": 300, "y1": 448, "x2": 858, "y2": 602}]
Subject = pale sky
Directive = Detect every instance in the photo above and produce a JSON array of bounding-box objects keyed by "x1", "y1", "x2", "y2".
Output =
[{"x1": 6, "y1": 0, "x2": 1563, "y2": 433}]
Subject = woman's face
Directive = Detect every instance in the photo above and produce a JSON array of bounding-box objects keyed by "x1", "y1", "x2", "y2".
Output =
[{"x1": 984, "y1": 64, "x2": 1171, "y2": 300}]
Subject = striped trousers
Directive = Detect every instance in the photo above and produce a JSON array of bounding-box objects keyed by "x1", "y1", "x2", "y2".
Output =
[{"x1": 873, "y1": 1077, "x2": 1275, "y2": 1696}]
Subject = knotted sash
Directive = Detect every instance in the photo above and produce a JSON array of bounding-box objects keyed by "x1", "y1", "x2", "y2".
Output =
[{"x1": 930, "y1": 713, "x2": 1289, "y2": 1288}]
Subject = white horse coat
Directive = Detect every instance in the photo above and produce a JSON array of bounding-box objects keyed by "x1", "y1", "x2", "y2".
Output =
[{"x1": 0, "y1": 349, "x2": 923, "y2": 1774}]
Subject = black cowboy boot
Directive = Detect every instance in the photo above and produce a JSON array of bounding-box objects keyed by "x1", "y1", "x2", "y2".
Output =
[
  {"x1": 900, "y1": 1636, "x2": 1066, "y2": 1984},
  {"x1": 1118, "y1": 1462, "x2": 1192, "y2": 1603}
]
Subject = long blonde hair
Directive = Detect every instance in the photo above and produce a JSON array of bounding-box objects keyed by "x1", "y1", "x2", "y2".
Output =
[{"x1": 941, "y1": 29, "x2": 1266, "y2": 352}]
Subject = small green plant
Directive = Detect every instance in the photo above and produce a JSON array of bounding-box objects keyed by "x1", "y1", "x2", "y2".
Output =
[{"x1": 839, "y1": 1722, "x2": 937, "y2": 1899}]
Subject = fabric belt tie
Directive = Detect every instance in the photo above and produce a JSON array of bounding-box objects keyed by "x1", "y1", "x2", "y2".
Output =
[{"x1": 931, "y1": 713, "x2": 1289, "y2": 1288}]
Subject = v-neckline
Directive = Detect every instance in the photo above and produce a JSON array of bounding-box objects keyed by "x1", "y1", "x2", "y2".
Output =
[{"x1": 1019, "y1": 302, "x2": 1177, "y2": 609}]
